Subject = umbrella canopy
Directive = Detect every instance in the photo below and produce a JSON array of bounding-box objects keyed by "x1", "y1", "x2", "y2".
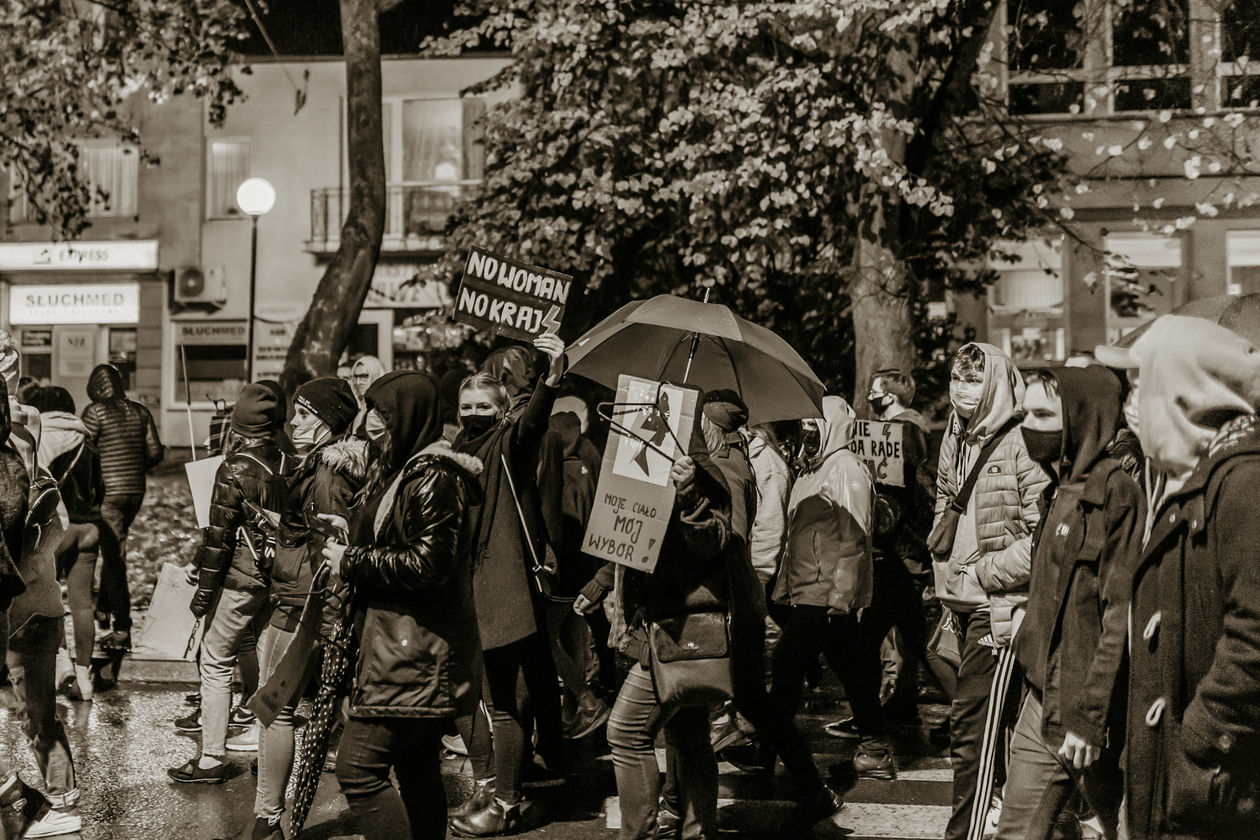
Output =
[
  {"x1": 1105, "y1": 293, "x2": 1260, "y2": 350},
  {"x1": 566, "y1": 295, "x2": 825, "y2": 425}
]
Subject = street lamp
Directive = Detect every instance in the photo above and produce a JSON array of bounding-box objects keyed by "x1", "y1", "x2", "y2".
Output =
[{"x1": 236, "y1": 176, "x2": 276, "y2": 382}]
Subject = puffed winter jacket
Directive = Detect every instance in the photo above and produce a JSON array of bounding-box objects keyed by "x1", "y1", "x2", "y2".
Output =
[
  {"x1": 191, "y1": 437, "x2": 286, "y2": 617},
  {"x1": 268, "y1": 436, "x2": 368, "y2": 633},
  {"x1": 343, "y1": 442, "x2": 484, "y2": 719},
  {"x1": 933, "y1": 417, "x2": 1049, "y2": 645}
]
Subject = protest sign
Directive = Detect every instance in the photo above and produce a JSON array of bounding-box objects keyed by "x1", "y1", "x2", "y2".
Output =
[
  {"x1": 851, "y1": 419, "x2": 904, "y2": 487},
  {"x1": 454, "y1": 248, "x2": 575, "y2": 342},
  {"x1": 185, "y1": 455, "x2": 224, "y2": 529},
  {"x1": 583, "y1": 375, "x2": 699, "y2": 574},
  {"x1": 135, "y1": 563, "x2": 202, "y2": 660}
]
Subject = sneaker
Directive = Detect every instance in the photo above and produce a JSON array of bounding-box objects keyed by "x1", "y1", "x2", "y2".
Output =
[
  {"x1": 784, "y1": 786, "x2": 843, "y2": 834},
  {"x1": 174, "y1": 709, "x2": 202, "y2": 732},
  {"x1": 442, "y1": 733, "x2": 468, "y2": 756},
  {"x1": 98, "y1": 630, "x2": 131, "y2": 654},
  {"x1": 73, "y1": 665, "x2": 93, "y2": 702},
  {"x1": 230, "y1": 705, "x2": 257, "y2": 727},
  {"x1": 564, "y1": 702, "x2": 611, "y2": 740},
  {"x1": 227, "y1": 724, "x2": 260, "y2": 752},
  {"x1": 25, "y1": 806, "x2": 81, "y2": 838},
  {"x1": 167, "y1": 758, "x2": 230, "y2": 785},
  {"x1": 184, "y1": 692, "x2": 201, "y2": 707},
  {"x1": 55, "y1": 649, "x2": 75, "y2": 697},
  {"x1": 656, "y1": 804, "x2": 681, "y2": 840},
  {"x1": 718, "y1": 743, "x2": 774, "y2": 776},
  {"x1": 823, "y1": 717, "x2": 861, "y2": 739},
  {"x1": 0, "y1": 776, "x2": 50, "y2": 839},
  {"x1": 982, "y1": 796, "x2": 1002, "y2": 839},
  {"x1": 709, "y1": 716, "x2": 749, "y2": 752},
  {"x1": 23, "y1": 805, "x2": 80, "y2": 839},
  {"x1": 853, "y1": 741, "x2": 896, "y2": 781}
]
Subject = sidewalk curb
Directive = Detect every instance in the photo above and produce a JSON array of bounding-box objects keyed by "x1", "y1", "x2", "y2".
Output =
[{"x1": 117, "y1": 652, "x2": 199, "y2": 684}]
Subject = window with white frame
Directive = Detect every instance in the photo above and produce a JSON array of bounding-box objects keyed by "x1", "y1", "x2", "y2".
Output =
[
  {"x1": 79, "y1": 141, "x2": 139, "y2": 217},
  {"x1": 207, "y1": 139, "x2": 250, "y2": 218},
  {"x1": 1104, "y1": 232, "x2": 1184, "y2": 342},
  {"x1": 1227, "y1": 230, "x2": 1260, "y2": 296},
  {"x1": 1220, "y1": 0, "x2": 1260, "y2": 108},
  {"x1": 987, "y1": 239, "x2": 1068, "y2": 363}
]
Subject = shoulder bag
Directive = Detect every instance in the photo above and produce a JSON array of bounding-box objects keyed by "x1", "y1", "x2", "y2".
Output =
[
  {"x1": 926, "y1": 418, "x2": 1018, "y2": 561},
  {"x1": 647, "y1": 610, "x2": 733, "y2": 706}
]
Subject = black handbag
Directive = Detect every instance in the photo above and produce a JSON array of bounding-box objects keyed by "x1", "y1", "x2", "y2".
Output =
[
  {"x1": 927, "y1": 418, "x2": 1018, "y2": 561},
  {"x1": 647, "y1": 611, "x2": 733, "y2": 706}
]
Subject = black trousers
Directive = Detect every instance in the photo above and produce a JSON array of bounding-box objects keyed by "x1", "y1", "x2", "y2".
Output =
[
  {"x1": 337, "y1": 717, "x2": 446, "y2": 840},
  {"x1": 482, "y1": 631, "x2": 564, "y2": 801}
]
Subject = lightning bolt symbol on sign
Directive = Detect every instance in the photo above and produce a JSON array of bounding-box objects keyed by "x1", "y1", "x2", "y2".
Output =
[{"x1": 540, "y1": 304, "x2": 562, "y2": 336}]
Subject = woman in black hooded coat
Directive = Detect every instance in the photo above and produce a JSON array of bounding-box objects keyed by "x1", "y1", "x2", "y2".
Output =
[{"x1": 322, "y1": 371, "x2": 485, "y2": 840}]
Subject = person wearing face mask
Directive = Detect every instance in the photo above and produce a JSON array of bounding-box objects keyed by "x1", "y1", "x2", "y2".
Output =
[
  {"x1": 993, "y1": 367, "x2": 1142, "y2": 840},
  {"x1": 250, "y1": 377, "x2": 365, "y2": 840},
  {"x1": 1094, "y1": 316, "x2": 1260, "y2": 840},
  {"x1": 447, "y1": 334, "x2": 567, "y2": 837},
  {"x1": 1105, "y1": 371, "x2": 1145, "y2": 486},
  {"x1": 348, "y1": 355, "x2": 387, "y2": 437},
  {"x1": 770, "y1": 397, "x2": 892, "y2": 782},
  {"x1": 931, "y1": 343, "x2": 1050, "y2": 840}
]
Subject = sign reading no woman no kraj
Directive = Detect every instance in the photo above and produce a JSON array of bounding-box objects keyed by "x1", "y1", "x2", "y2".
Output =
[
  {"x1": 851, "y1": 419, "x2": 905, "y2": 487},
  {"x1": 454, "y1": 247, "x2": 575, "y2": 342},
  {"x1": 584, "y1": 375, "x2": 700, "y2": 574}
]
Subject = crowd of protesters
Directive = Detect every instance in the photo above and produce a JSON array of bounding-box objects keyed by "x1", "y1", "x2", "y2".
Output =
[{"x1": 3, "y1": 310, "x2": 1260, "y2": 840}]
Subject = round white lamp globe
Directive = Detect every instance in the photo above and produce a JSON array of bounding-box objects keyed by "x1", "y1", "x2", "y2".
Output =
[{"x1": 236, "y1": 177, "x2": 277, "y2": 217}]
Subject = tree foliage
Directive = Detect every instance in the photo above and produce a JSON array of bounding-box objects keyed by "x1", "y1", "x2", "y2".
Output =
[
  {"x1": 429, "y1": 0, "x2": 1072, "y2": 395},
  {"x1": 0, "y1": 0, "x2": 248, "y2": 237}
]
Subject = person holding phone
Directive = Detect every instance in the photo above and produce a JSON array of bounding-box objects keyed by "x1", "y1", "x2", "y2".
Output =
[{"x1": 251, "y1": 377, "x2": 363, "y2": 840}]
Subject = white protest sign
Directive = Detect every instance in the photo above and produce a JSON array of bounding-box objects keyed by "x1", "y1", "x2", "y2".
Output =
[{"x1": 851, "y1": 419, "x2": 904, "y2": 487}]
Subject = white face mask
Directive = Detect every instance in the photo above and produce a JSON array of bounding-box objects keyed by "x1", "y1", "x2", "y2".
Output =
[
  {"x1": 1123, "y1": 386, "x2": 1140, "y2": 438},
  {"x1": 290, "y1": 408, "x2": 331, "y2": 455},
  {"x1": 950, "y1": 381, "x2": 984, "y2": 419},
  {"x1": 364, "y1": 409, "x2": 387, "y2": 442}
]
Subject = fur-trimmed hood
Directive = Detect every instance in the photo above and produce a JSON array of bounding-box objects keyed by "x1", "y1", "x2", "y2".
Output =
[
  {"x1": 372, "y1": 440, "x2": 484, "y2": 540},
  {"x1": 320, "y1": 436, "x2": 371, "y2": 482},
  {"x1": 409, "y1": 440, "x2": 483, "y2": 477}
]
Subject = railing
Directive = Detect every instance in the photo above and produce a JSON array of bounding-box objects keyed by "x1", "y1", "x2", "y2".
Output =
[{"x1": 307, "y1": 181, "x2": 478, "y2": 252}]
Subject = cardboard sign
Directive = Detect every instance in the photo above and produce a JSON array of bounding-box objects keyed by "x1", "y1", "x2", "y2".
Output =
[
  {"x1": 454, "y1": 248, "x2": 574, "y2": 341},
  {"x1": 583, "y1": 376, "x2": 699, "y2": 573},
  {"x1": 135, "y1": 563, "x2": 202, "y2": 660},
  {"x1": 852, "y1": 419, "x2": 904, "y2": 487},
  {"x1": 185, "y1": 455, "x2": 224, "y2": 529}
]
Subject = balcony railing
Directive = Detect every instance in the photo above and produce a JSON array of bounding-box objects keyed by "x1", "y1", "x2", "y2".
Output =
[{"x1": 307, "y1": 181, "x2": 478, "y2": 253}]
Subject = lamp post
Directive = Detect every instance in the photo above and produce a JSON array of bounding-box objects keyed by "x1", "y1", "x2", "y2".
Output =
[{"x1": 236, "y1": 176, "x2": 276, "y2": 382}]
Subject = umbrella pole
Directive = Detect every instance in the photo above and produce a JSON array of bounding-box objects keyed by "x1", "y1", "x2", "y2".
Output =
[{"x1": 681, "y1": 286, "x2": 711, "y2": 385}]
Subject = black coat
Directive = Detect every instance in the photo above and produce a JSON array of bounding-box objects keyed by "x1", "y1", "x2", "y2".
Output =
[
  {"x1": 343, "y1": 442, "x2": 483, "y2": 719},
  {"x1": 1126, "y1": 416, "x2": 1260, "y2": 840},
  {"x1": 191, "y1": 437, "x2": 286, "y2": 617}
]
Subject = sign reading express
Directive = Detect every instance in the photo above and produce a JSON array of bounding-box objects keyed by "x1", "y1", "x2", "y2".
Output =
[
  {"x1": 454, "y1": 248, "x2": 574, "y2": 342},
  {"x1": 0, "y1": 240, "x2": 158, "y2": 271},
  {"x1": 9, "y1": 283, "x2": 141, "y2": 325}
]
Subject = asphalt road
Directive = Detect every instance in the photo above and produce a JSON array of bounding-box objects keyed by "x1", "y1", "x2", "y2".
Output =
[{"x1": 1, "y1": 679, "x2": 953, "y2": 839}]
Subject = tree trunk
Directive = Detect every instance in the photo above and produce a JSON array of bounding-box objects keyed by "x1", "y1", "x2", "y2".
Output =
[{"x1": 280, "y1": 0, "x2": 386, "y2": 391}]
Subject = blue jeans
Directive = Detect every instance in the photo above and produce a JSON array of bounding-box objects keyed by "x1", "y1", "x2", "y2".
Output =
[
  {"x1": 199, "y1": 586, "x2": 270, "y2": 757},
  {"x1": 605, "y1": 663, "x2": 716, "y2": 840},
  {"x1": 255, "y1": 623, "x2": 299, "y2": 822},
  {"x1": 336, "y1": 717, "x2": 446, "y2": 840},
  {"x1": 6, "y1": 615, "x2": 77, "y2": 806}
]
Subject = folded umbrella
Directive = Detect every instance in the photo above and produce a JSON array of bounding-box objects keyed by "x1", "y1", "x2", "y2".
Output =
[{"x1": 566, "y1": 294, "x2": 824, "y2": 425}]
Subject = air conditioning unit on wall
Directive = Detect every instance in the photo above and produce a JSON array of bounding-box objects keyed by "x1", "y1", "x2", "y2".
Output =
[{"x1": 174, "y1": 266, "x2": 226, "y2": 304}]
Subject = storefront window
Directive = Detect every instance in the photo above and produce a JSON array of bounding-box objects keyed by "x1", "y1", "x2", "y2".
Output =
[
  {"x1": 1104, "y1": 233, "x2": 1184, "y2": 343},
  {"x1": 174, "y1": 321, "x2": 247, "y2": 404},
  {"x1": 987, "y1": 239, "x2": 1067, "y2": 364},
  {"x1": 1227, "y1": 230, "x2": 1260, "y2": 296}
]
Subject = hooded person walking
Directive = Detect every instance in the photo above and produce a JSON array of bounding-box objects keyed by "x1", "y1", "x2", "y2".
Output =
[
  {"x1": 994, "y1": 366, "x2": 1143, "y2": 840},
  {"x1": 931, "y1": 343, "x2": 1050, "y2": 840},
  {"x1": 1096, "y1": 316, "x2": 1260, "y2": 840},
  {"x1": 81, "y1": 363, "x2": 164, "y2": 652},
  {"x1": 320, "y1": 371, "x2": 485, "y2": 840}
]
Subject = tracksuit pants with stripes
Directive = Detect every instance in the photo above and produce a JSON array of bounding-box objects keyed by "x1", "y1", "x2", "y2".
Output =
[{"x1": 946, "y1": 609, "x2": 1022, "y2": 840}]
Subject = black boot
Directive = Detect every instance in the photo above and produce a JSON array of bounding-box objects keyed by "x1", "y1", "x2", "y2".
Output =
[
  {"x1": 784, "y1": 785, "x2": 843, "y2": 834},
  {"x1": 0, "y1": 776, "x2": 51, "y2": 840},
  {"x1": 449, "y1": 777, "x2": 496, "y2": 819},
  {"x1": 449, "y1": 797, "x2": 523, "y2": 837},
  {"x1": 251, "y1": 816, "x2": 285, "y2": 840}
]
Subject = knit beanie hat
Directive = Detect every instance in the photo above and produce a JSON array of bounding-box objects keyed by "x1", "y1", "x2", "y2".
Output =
[
  {"x1": 231, "y1": 383, "x2": 280, "y2": 436},
  {"x1": 295, "y1": 377, "x2": 358, "y2": 436}
]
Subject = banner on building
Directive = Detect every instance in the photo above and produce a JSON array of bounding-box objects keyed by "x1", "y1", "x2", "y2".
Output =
[
  {"x1": 454, "y1": 248, "x2": 575, "y2": 342},
  {"x1": 583, "y1": 375, "x2": 699, "y2": 574},
  {"x1": 851, "y1": 419, "x2": 904, "y2": 487}
]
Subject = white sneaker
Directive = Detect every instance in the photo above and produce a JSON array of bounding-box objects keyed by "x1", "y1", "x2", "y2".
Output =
[
  {"x1": 442, "y1": 734, "x2": 468, "y2": 756},
  {"x1": 226, "y1": 724, "x2": 260, "y2": 752},
  {"x1": 26, "y1": 806, "x2": 81, "y2": 838}
]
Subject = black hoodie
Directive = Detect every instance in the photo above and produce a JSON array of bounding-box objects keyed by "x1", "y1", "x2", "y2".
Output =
[
  {"x1": 0, "y1": 377, "x2": 29, "y2": 611},
  {"x1": 82, "y1": 364, "x2": 164, "y2": 496},
  {"x1": 1015, "y1": 366, "x2": 1145, "y2": 747}
]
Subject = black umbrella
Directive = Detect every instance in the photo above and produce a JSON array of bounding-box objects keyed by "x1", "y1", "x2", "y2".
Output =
[{"x1": 290, "y1": 576, "x2": 355, "y2": 836}]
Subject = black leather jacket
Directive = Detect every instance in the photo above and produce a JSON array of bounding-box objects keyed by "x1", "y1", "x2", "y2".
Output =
[
  {"x1": 343, "y1": 442, "x2": 483, "y2": 719},
  {"x1": 191, "y1": 437, "x2": 286, "y2": 617}
]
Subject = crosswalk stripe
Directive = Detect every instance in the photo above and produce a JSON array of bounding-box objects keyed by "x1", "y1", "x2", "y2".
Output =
[{"x1": 603, "y1": 796, "x2": 952, "y2": 837}]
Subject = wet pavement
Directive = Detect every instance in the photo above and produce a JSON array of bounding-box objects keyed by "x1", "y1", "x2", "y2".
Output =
[{"x1": 2, "y1": 680, "x2": 953, "y2": 839}]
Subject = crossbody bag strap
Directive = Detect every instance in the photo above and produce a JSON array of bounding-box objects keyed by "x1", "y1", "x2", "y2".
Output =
[{"x1": 950, "y1": 417, "x2": 1019, "y2": 514}]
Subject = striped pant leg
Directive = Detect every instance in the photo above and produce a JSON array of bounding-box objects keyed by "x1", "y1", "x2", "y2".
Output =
[{"x1": 966, "y1": 643, "x2": 1022, "y2": 840}]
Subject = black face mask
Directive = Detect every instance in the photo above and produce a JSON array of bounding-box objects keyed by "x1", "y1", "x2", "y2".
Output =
[
  {"x1": 868, "y1": 395, "x2": 893, "y2": 416},
  {"x1": 461, "y1": 413, "x2": 498, "y2": 439},
  {"x1": 1021, "y1": 427, "x2": 1063, "y2": 466}
]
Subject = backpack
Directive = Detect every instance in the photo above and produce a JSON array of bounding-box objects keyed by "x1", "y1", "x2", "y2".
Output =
[
  {"x1": 207, "y1": 401, "x2": 233, "y2": 457},
  {"x1": 234, "y1": 450, "x2": 291, "y2": 578}
]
